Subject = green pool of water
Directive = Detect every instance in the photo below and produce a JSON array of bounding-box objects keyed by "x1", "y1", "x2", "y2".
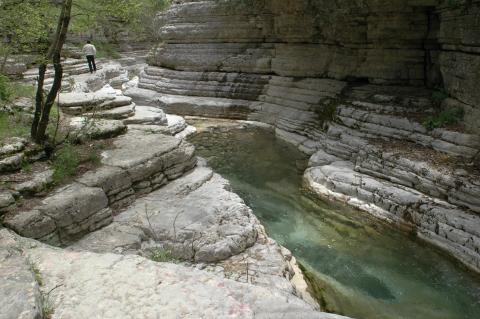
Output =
[{"x1": 189, "y1": 126, "x2": 480, "y2": 319}]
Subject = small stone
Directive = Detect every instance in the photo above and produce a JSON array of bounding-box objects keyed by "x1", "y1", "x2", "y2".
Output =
[
  {"x1": 0, "y1": 153, "x2": 23, "y2": 173},
  {"x1": 0, "y1": 191, "x2": 15, "y2": 213}
]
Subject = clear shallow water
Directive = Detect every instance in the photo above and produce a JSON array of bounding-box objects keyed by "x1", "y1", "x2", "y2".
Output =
[{"x1": 189, "y1": 126, "x2": 480, "y2": 319}]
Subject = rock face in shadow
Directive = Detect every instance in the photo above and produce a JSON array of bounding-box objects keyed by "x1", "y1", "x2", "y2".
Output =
[
  {"x1": 156, "y1": 0, "x2": 425, "y2": 84},
  {"x1": 137, "y1": 0, "x2": 480, "y2": 135},
  {"x1": 150, "y1": 0, "x2": 480, "y2": 131}
]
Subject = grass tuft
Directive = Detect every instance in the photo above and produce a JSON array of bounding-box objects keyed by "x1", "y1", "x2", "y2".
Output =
[
  {"x1": 149, "y1": 248, "x2": 179, "y2": 263},
  {"x1": 51, "y1": 141, "x2": 103, "y2": 185},
  {"x1": 51, "y1": 142, "x2": 81, "y2": 184},
  {"x1": 0, "y1": 74, "x2": 11, "y2": 102},
  {"x1": 95, "y1": 42, "x2": 121, "y2": 59},
  {"x1": 29, "y1": 260, "x2": 44, "y2": 287},
  {"x1": 0, "y1": 112, "x2": 31, "y2": 140},
  {"x1": 431, "y1": 88, "x2": 449, "y2": 102},
  {"x1": 423, "y1": 107, "x2": 464, "y2": 131}
]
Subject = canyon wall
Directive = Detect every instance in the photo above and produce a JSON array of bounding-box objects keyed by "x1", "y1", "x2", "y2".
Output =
[
  {"x1": 128, "y1": 0, "x2": 480, "y2": 272},
  {"x1": 150, "y1": 0, "x2": 479, "y2": 132}
]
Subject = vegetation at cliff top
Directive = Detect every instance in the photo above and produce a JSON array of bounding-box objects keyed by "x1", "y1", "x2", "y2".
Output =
[
  {"x1": 0, "y1": 76, "x2": 36, "y2": 140},
  {"x1": 149, "y1": 248, "x2": 181, "y2": 263},
  {"x1": 0, "y1": 0, "x2": 171, "y2": 57},
  {"x1": 0, "y1": 75, "x2": 10, "y2": 103},
  {"x1": 1, "y1": 0, "x2": 171, "y2": 145},
  {"x1": 423, "y1": 107, "x2": 464, "y2": 131}
]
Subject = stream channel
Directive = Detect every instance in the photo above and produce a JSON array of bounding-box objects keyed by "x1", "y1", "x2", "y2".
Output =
[{"x1": 188, "y1": 122, "x2": 480, "y2": 319}]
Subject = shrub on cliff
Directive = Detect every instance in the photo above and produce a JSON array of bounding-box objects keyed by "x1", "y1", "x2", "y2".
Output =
[
  {"x1": 0, "y1": 75, "x2": 11, "y2": 103},
  {"x1": 423, "y1": 107, "x2": 464, "y2": 131}
]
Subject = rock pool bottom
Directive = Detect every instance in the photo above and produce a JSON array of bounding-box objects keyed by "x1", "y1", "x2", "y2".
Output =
[{"x1": 189, "y1": 125, "x2": 480, "y2": 319}]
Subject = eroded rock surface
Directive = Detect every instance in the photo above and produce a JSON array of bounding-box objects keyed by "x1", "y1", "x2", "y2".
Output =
[
  {"x1": 4, "y1": 130, "x2": 196, "y2": 246},
  {"x1": 0, "y1": 230, "x2": 42, "y2": 319},
  {"x1": 0, "y1": 228, "x2": 347, "y2": 319},
  {"x1": 125, "y1": 0, "x2": 480, "y2": 273}
]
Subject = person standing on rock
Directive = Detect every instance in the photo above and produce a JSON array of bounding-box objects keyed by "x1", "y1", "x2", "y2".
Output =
[{"x1": 82, "y1": 40, "x2": 97, "y2": 73}]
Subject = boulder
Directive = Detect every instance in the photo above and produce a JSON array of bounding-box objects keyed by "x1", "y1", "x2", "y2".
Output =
[
  {"x1": 0, "y1": 154, "x2": 23, "y2": 173},
  {"x1": 0, "y1": 137, "x2": 27, "y2": 157},
  {"x1": 77, "y1": 166, "x2": 132, "y2": 196},
  {"x1": 72, "y1": 167, "x2": 258, "y2": 263},
  {"x1": 122, "y1": 105, "x2": 167, "y2": 125},
  {"x1": 13, "y1": 170, "x2": 54, "y2": 195},
  {"x1": 0, "y1": 191, "x2": 15, "y2": 215},
  {"x1": 69, "y1": 117, "x2": 127, "y2": 140},
  {"x1": 4, "y1": 183, "x2": 111, "y2": 244}
]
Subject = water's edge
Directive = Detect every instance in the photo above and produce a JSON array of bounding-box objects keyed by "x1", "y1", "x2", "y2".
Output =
[{"x1": 188, "y1": 119, "x2": 480, "y2": 319}]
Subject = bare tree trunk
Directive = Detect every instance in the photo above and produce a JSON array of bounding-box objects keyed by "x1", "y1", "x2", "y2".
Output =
[
  {"x1": 0, "y1": 45, "x2": 11, "y2": 74},
  {"x1": 31, "y1": 0, "x2": 73, "y2": 144},
  {"x1": 34, "y1": 53, "x2": 63, "y2": 143},
  {"x1": 31, "y1": 63, "x2": 47, "y2": 138}
]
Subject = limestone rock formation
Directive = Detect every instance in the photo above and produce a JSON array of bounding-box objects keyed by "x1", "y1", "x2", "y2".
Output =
[
  {"x1": 127, "y1": 0, "x2": 480, "y2": 273},
  {"x1": 4, "y1": 130, "x2": 197, "y2": 246},
  {"x1": 144, "y1": 0, "x2": 480, "y2": 133},
  {"x1": 71, "y1": 164, "x2": 304, "y2": 293},
  {"x1": 0, "y1": 228, "x2": 348, "y2": 319},
  {"x1": 1, "y1": 47, "x2": 336, "y2": 318}
]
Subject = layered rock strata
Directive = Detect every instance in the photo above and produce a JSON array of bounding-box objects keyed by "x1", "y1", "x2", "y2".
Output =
[
  {"x1": 127, "y1": 0, "x2": 480, "y2": 272},
  {"x1": 1, "y1": 60, "x2": 332, "y2": 318},
  {"x1": 3, "y1": 130, "x2": 196, "y2": 246},
  {"x1": 72, "y1": 163, "x2": 311, "y2": 296},
  {"x1": 151, "y1": 0, "x2": 480, "y2": 134}
]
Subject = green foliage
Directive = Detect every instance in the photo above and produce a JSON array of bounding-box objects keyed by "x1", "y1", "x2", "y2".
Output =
[
  {"x1": 423, "y1": 107, "x2": 464, "y2": 131},
  {"x1": 140, "y1": 0, "x2": 171, "y2": 39},
  {"x1": 314, "y1": 99, "x2": 341, "y2": 131},
  {"x1": 42, "y1": 300, "x2": 55, "y2": 319},
  {"x1": 22, "y1": 160, "x2": 33, "y2": 173},
  {"x1": 0, "y1": 78, "x2": 37, "y2": 141},
  {"x1": 0, "y1": 0, "x2": 59, "y2": 54},
  {"x1": 46, "y1": 103, "x2": 61, "y2": 139},
  {"x1": 71, "y1": 0, "x2": 171, "y2": 42},
  {"x1": 1, "y1": 0, "x2": 172, "y2": 58},
  {"x1": 149, "y1": 248, "x2": 179, "y2": 263},
  {"x1": 431, "y1": 88, "x2": 449, "y2": 102},
  {"x1": 51, "y1": 141, "x2": 102, "y2": 185},
  {"x1": 0, "y1": 112, "x2": 31, "y2": 140},
  {"x1": 318, "y1": 101, "x2": 339, "y2": 122},
  {"x1": 85, "y1": 147, "x2": 101, "y2": 166},
  {"x1": 0, "y1": 75, "x2": 11, "y2": 102},
  {"x1": 52, "y1": 142, "x2": 81, "y2": 184},
  {"x1": 0, "y1": 76, "x2": 35, "y2": 104},
  {"x1": 446, "y1": 0, "x2": 461, "y2": 8},
  {"x1": 10, "y1": 82, "x2": 36, "y2": 99}
]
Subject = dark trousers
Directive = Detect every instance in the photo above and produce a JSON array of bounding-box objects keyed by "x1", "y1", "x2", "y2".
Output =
[{"x1": 86, "y1": 55, "x2": 97, "y2": 73}]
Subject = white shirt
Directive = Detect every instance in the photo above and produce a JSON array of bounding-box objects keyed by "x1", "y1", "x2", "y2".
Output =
[{"x1": 82, "y1": 44, "x2": 97, "y2": 57}]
